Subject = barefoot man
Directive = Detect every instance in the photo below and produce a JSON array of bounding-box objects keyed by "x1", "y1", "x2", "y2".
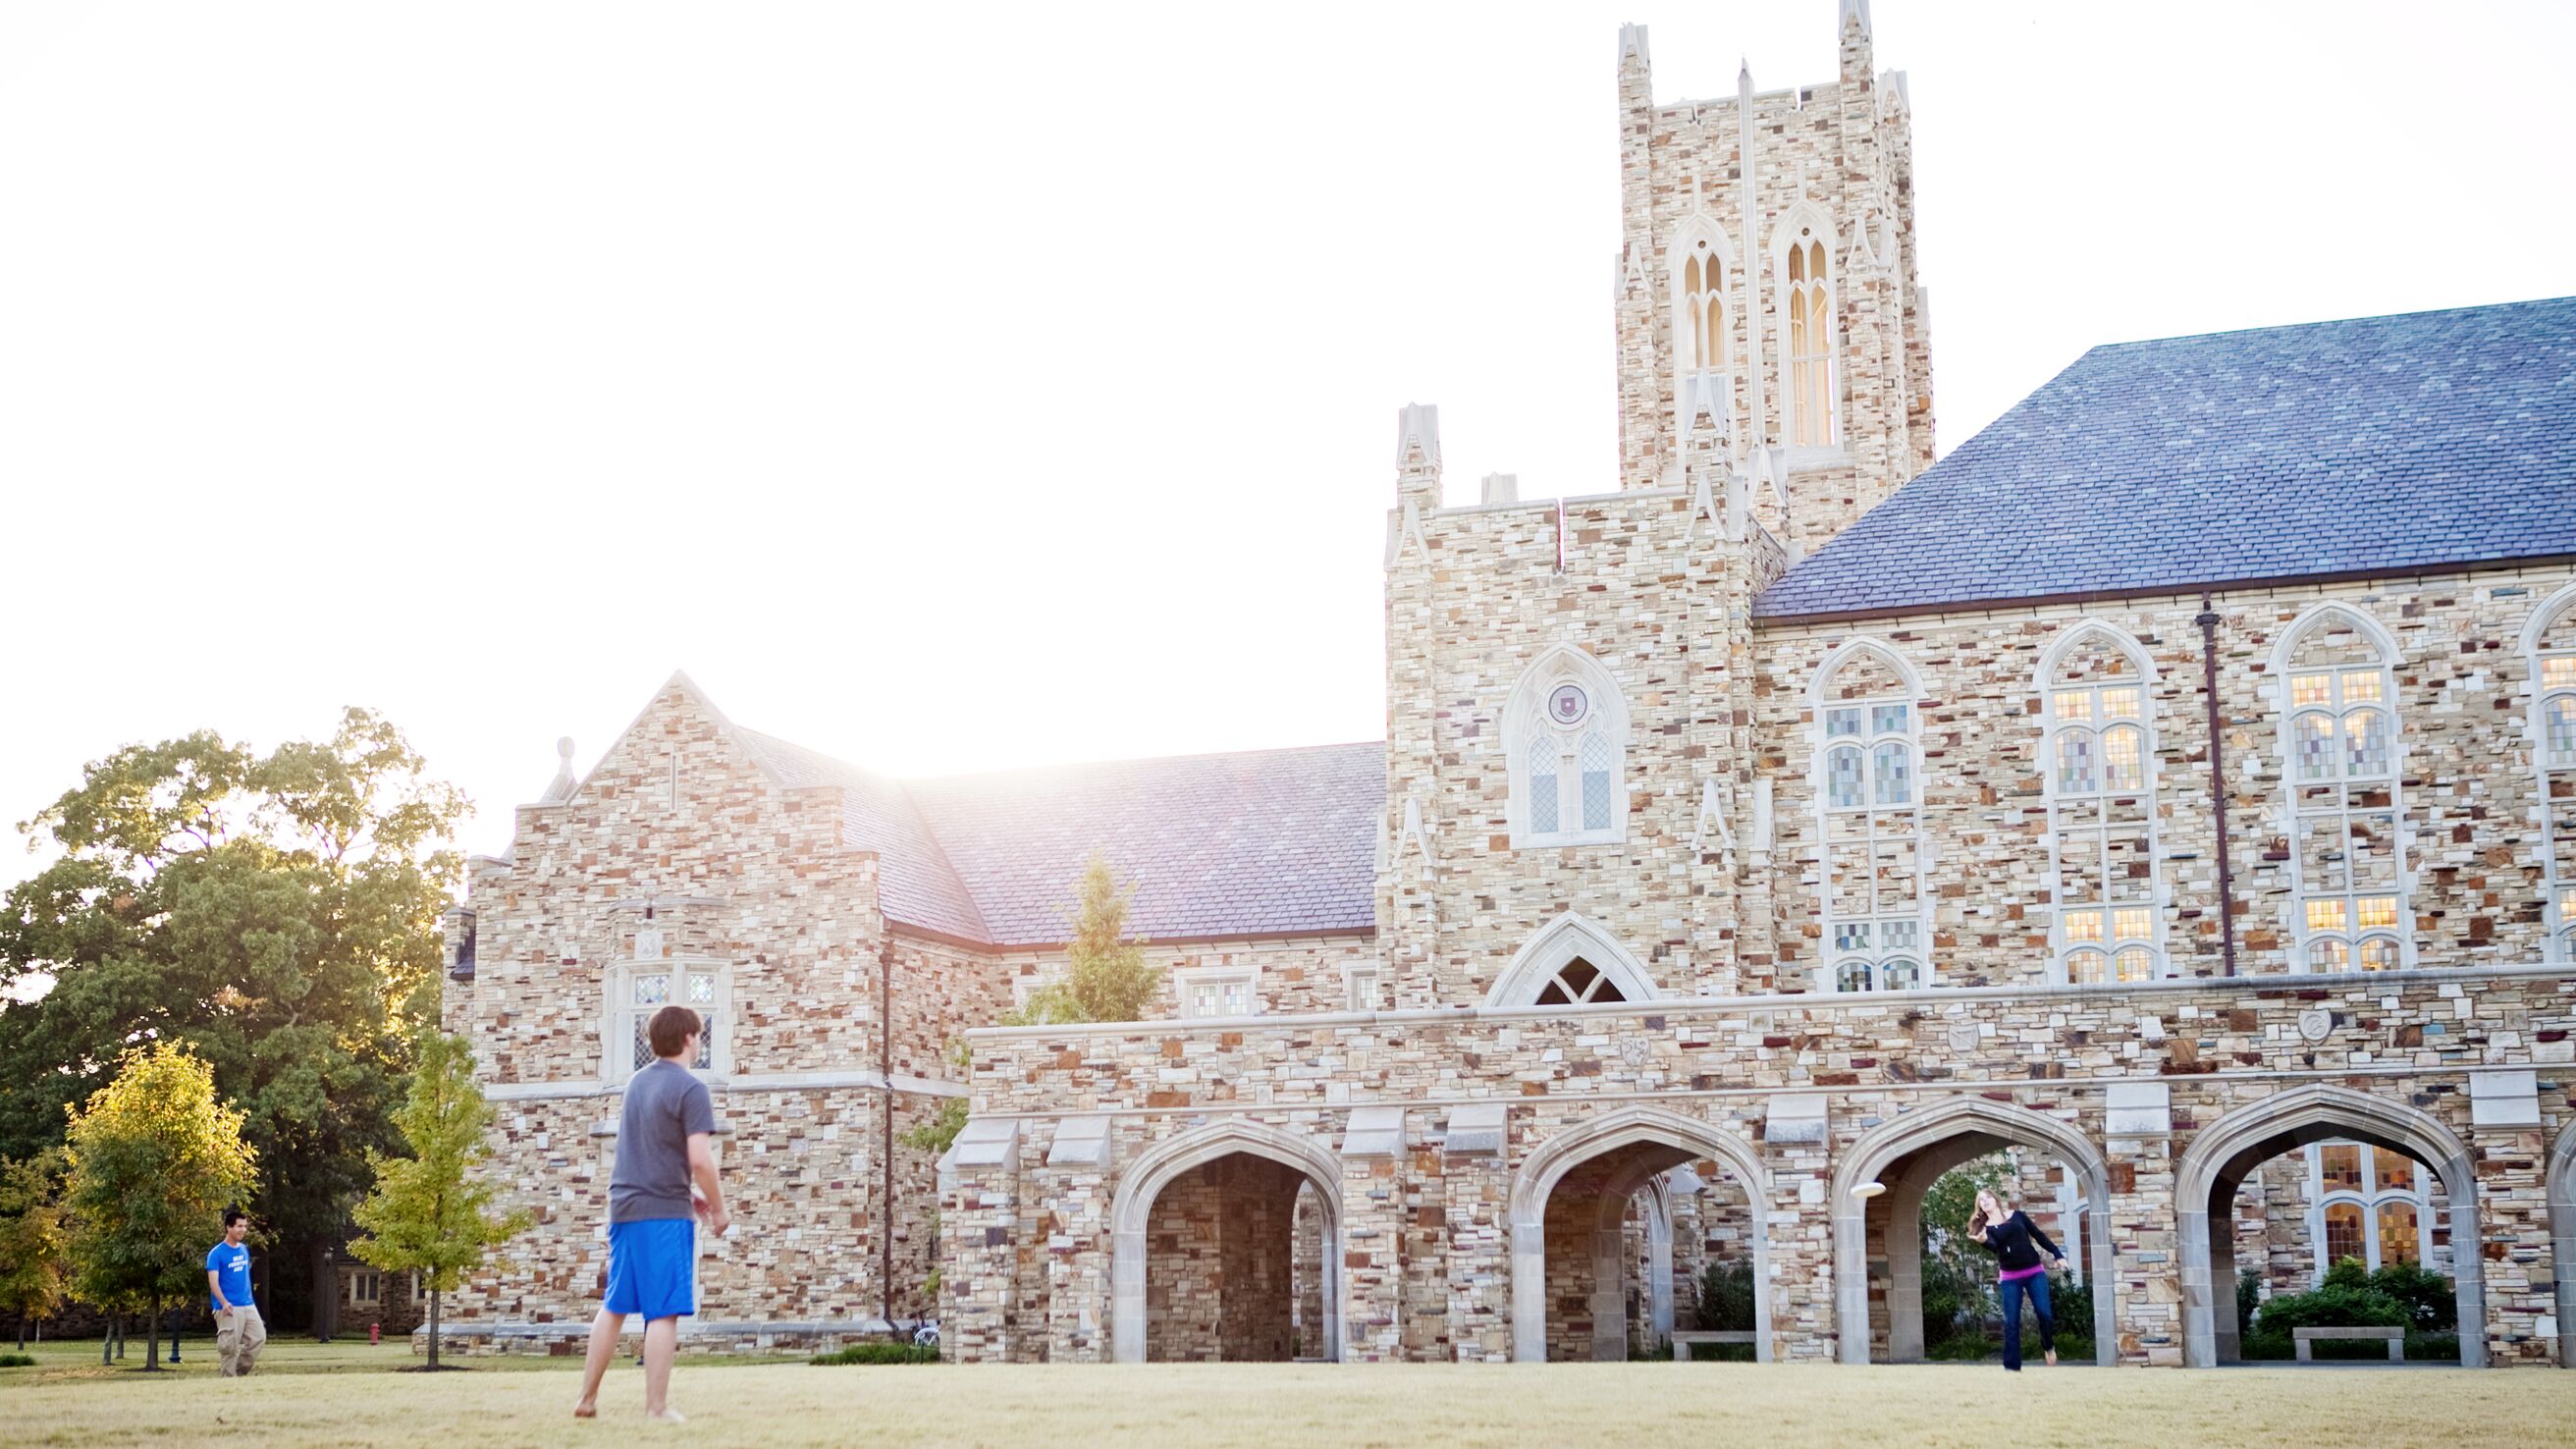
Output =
[{"x1": 575, "y1": 1004, "x2": 726, "y2": 1422}]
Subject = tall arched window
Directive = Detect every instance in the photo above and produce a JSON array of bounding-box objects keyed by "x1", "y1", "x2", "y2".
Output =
[
  {"x1": 2041, "y1": 625, "x2": 2164, "y2": 984},
  {"x1": 1782, "y1": 216, "x2": 1836, "y2": 448},
  {"x1": 2275, "y1": 606, "x2": 2408, "y2": 973},
  {"x1": 1812, "y1": 640, "x2": 1927, "y2": 992},
  {"x1": 2522, "y1": 585, "x2": 2576, "y2": 961},
  {"x1": 1505, "y1": 647, "x2": 1630, "y2": 848},
  {"x1": 1668, "y1": 217, "x2": 1736, "y2": 439}
]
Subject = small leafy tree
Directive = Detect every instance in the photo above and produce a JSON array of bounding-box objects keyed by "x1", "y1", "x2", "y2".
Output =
[
  {"x1": 0, "y1": 1153, "x2": 70, "y2": 1348},
  {"x1": 349, "y1": 1033, "x2": 531, "y2": 1368},
  {"x1": 1917, "y1": 1153, "x2": 2013, "y2": 1352},
  {"x1": 63, "y1": 1043, "x2": 257, "y2": 1371},
  {"x1": 1011, "y1": 853, "x2": 1157, "y2": 1026}
]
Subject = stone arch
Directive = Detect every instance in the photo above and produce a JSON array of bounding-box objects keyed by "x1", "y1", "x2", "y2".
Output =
[
  {"x1": 2549, "y1": 1116, "x2": 2576, "y2": 1368},
  {"x1": 2174, "y1": 1083, "x2": 2484, "y2": 1368},
  {"x1": 1807, "y1": 635, "x2": 1925, "y2": 713},
  {"x1": 1484, "y1": 910, "x2": 1660, "y2": 1008},
  {"x1": 2514, "y1": 579, "x2": 2576, "y2": 656},
  {"x1": 2519, "y1": 581, "x2": 2576, "y2": 964},
  {"x1": 1507, "y1": 1105, "x2": 1772, "y2": 1363},
  {"x1": 1829, "y1": 1095, "x2": 2120, "y2": 1366},
  {"x1": 2034, "y1": 617, "x2": 2155, "y2": 694},
  {"x1": 2267, "y1": 599, "x2": 2402, "y2": 676},
  {"x1": 1109, "y1": 1119, "x2": 1345, "y2": 1364}
]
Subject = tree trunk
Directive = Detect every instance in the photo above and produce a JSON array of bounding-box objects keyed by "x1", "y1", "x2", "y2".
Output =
[
  {"x1": 427, "y1": 1289, "x2": 441, "y2": 1369},
  {"x1": 144, "y1": 1294, "x2": 161, "y2": 1370},
  {"x1": 115, "y1": 1314, "x2": 126, "y2": 1359}
]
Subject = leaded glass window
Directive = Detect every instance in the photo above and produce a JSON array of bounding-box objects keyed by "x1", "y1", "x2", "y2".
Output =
[
  {"x1": 2046, "y1": 630, "x2": 2164, "y2": 982},
  {"x1": 2281, "y1": 611, "x2": 2409, "y2": 975},
  {"x1": 1815, "y1": 644, "x2": 1925, "y2": 992}
]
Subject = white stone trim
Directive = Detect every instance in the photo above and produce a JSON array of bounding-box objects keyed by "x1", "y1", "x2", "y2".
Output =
[
  {"x1": 2519, "y1": 581, "x2": 2576, "y2": 964},
  {"x1": 1505, "y1": 1105, "x2": 1773, "y2": 1365},
  {"x1": 1501, "y1": 644, "x2": 1632, "y2": 849},
  {"x1": 484, "y1": 1070, "x2": 967, "y2": 1102},
  {"x1": 1828, "y1": 1095, "x2": 2120, "y2": 1367},
  {"x1": 2035, "y1": 619, "x2": 2173, "y2": 984},
  {"x1": 2174, "y1": 1083, "x2": 2484, "y2": 1368},
  {"x1": 1806, "y1": 636, "x2": 1935, "y2": 993},
  {"x1": 1107, "y1": 1120, "x2": 1345, "y2": 1364},
  {"x1": 2267, "y1": 601, "x2": 2415, "y2": 974},
  {"x1": 1172, "y1": 962, "x2": 1261, "y2": 1020},
  {"x1": 965, "y1": 958, "x2": 2576, "y2": 1042},
  {"x1": 1483, "y1": 910, "x2": 1659, "y2": 1007}
]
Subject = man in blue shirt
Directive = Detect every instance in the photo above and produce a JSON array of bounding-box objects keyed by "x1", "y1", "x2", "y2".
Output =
[{"x1": 205, "y1": 1208, "x2": 263, "y2": 1376}]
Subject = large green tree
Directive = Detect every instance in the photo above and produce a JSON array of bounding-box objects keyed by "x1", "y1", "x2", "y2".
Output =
[
  {"x1": 0, "y1": 1152, "x2": 70, "y2": 1348},
  {"x1": 349, "y1": 1033, "x2": 530, "y2": 1368},
  {"x1": 63, "y1": 1042, "x2": 257, "y2": 1369},
  {"x1": 0, "y1": 708, "x2": 464, "y2": 1323}
]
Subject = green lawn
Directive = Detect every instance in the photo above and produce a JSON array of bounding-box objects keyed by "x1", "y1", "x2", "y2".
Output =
[{"x1": 3, "y1": 1338, "x2": 2570, "y2": 1447}]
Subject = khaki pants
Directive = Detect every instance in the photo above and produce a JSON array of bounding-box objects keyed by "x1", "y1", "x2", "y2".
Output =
[{"x1": 216, "y1": 1305, "x2": 266, "y2": 1376}]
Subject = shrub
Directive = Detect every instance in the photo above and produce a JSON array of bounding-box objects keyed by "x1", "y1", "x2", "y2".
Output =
[
  {"x1": 1692, "y1": 1261, "x2": 1754, "y2": 1332},
  {"x1": 2367, "y1": 1261, "x2": 2456, "y2": 1331},
  {"x1": 2243, "y1": 1276, "x2": 2408, "y2": 1361},
  {"x1": 2404, "y1": 1330, "x2": 2459, "y2": 1363},
  {"x1": 809, "y1": 1342, "x2": 939, "y2": 1366},
  {"x1": 2235, "y1": 1269, "x2": 2264, "y2": 1329},
  {"x1": 0, "y1": 1353, "x2": 33, "y2": 1368}
]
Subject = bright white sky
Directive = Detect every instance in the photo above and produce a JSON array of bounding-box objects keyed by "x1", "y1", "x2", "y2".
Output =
[{"x1": 3, "y1": 1, "x2": 2572, "y2": 880}]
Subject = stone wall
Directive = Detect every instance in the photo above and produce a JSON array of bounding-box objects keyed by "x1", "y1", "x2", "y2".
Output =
[
  {"x1": 1754, "y1": 567, "x2": 2576, "y2": 993},
  {"x1": 992, "y1": 936, "x2": 1382, "y2": 1019},
  {"x1": 944, "y1": 965, "x2": 2572, "y2": 1368},
  {"x1": 1612, "y1": 14, "x2": 1931, "y2": 517},
  {"x1": 442, "y1": 678, "x2": 992, "y2": 1346}
]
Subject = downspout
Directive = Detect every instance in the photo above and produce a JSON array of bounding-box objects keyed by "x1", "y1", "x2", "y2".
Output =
[
  {"x1": 2196, "y1": 594, "x2": 2239, "y2": 976},
  {"x1": 879, "y1": 936, "x2": 897, "y2": 1331}
]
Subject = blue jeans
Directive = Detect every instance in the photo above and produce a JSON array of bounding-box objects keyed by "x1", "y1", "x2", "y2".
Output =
[{"x1": 2000, "y1": 1271, "x2": 2055, "y2": 1370}]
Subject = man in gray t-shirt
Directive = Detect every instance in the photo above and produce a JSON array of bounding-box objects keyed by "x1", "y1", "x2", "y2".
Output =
[{"x1": 574, "y1": 1004, "x2": 727, "y2": 1423}]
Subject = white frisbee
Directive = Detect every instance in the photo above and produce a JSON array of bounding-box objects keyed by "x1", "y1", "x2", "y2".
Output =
[{"x1": 1851, "y1": 1181, "x2": 1888, "y2": 1200}]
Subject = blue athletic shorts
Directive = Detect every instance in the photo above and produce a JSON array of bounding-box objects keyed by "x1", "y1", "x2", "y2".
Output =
[{"x1": 603, "y1": 1218, "x2": 696, "y2": 1320}]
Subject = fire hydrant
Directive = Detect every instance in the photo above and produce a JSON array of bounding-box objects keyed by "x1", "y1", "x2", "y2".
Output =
[{"x1": 370, "y1": 1322, "x2": 381, "y2": 1346}]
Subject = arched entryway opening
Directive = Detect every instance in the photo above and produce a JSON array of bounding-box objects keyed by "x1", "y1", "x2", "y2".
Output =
[
  {"x1": 1831, "y1": 1098, "x2": 2120, "y2": 1366},
  {"x1": 1108, "y1": 1122, "x2": 1343, "y2": 1364},
  {"x1": 1508, "y1": 1107, "x2": 1772, "y2": 1362},
  {"x1": 2176, "y1": 1085, "x2": 2484, "y2": 1368}
]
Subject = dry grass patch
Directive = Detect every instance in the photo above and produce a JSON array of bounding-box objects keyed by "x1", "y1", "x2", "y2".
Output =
[{"x1": 5, "y1": 1345, "x2": 2572, "y2": 1448}]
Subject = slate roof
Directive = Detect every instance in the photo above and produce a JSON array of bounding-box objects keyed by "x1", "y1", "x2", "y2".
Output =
[
  {"x1": 737, "y1": 730, "x2": 1382, "y2": 949},
  {"x1": 1754, "y1": 296, "x2": 2576, "y2": 621}
]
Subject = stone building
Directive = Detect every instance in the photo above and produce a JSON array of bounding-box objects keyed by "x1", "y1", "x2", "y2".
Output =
[{"x1": 445, "y1": 8, "x2": 2576, "y2": 1368}]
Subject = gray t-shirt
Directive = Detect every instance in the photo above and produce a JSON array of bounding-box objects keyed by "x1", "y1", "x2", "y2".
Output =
[{"x1": 610, "y1": 1059, "x2": 716, "y2": 1224}]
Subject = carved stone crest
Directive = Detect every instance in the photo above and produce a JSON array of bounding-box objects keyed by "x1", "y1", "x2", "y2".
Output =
[
  {"x1": 1945, "y1": 1023, "x2": 1981, "y2": 1054},
  {"x1": 2296, "y1": 1008, "x2": 2334, "y2": 1044},
  {"x1": 1620, "y1": 1037, "x2": 1652, "y2": 1068}
]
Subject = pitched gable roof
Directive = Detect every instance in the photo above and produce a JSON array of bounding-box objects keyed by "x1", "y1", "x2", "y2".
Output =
[
  {"x1": 739, "y1": 728, "x2": 1383, "y2": 949},
  {"x1": 909, "y1": 742, "x2": 1384, "y2": 947},
  {"x1": 1754, "y1": 296, "x2": 2576, "y2": 622}
]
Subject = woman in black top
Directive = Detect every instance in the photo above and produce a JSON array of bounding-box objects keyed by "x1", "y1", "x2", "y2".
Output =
[{"x1": 1968, "y1": 1188, "x2": 2067, "y2": 1369}]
